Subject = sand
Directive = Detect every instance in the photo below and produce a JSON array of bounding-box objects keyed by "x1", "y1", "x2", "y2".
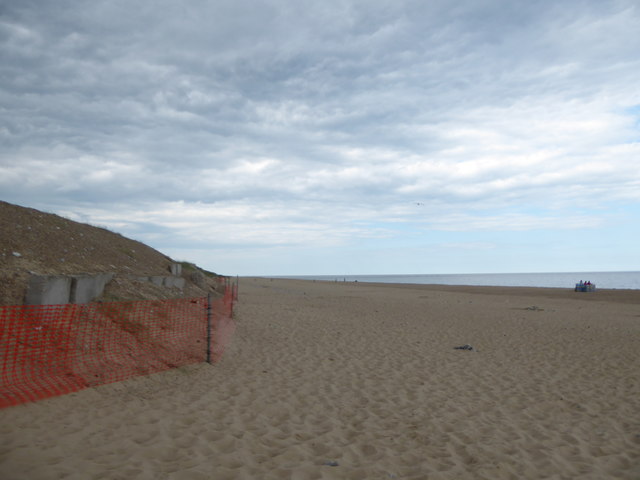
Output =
[{"x1": 1, "y1": 278, "x2": 639, "y2": 479}]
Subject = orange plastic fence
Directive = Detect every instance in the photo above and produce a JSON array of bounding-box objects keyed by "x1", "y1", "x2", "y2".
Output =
[{"x1": 0, "y1": 287, "x2": 236, "y2": 409}]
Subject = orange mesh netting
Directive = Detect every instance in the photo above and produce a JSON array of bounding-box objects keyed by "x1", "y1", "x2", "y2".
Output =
[{"x1": 0, "y1": 288, "x2": 236, "y2": 409}]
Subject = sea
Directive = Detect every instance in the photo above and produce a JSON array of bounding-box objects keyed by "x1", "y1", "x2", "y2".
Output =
[{"x1": 280, "y1": 271, "x2": 640, "y2": 290}]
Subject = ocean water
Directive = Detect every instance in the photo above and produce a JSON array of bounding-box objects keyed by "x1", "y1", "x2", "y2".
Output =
[{"x1": 282, "y1": 271, "x2": 640, "y2": 290}]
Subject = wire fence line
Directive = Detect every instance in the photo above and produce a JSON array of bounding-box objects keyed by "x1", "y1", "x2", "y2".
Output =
[{"x1": 0, "y1": 284, "x2": 237, "y2": 408}]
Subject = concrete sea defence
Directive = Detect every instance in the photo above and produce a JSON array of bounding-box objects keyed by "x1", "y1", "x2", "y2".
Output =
[{"x1": 24, "y1": 263, "x2": 188, "y2": 305}]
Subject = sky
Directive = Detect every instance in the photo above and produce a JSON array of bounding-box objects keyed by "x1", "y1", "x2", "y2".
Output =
[{"x1": 1, "y1": 0, "x2": 639, "y2": 276}]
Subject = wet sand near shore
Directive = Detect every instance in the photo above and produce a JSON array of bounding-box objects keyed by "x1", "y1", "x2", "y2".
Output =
[{"x1": 1, "y1": 278, "x2": 639, "y2": 479}]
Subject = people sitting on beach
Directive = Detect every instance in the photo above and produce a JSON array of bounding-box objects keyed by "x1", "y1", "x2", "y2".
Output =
[{"x1": 576, "y1": 280, "x2": 595, "y2": 291}]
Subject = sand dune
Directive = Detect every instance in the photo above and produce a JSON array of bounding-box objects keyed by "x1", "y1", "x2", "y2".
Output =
[{"x1": 1, "y1": 278, "x2": 639, "y2": 479}]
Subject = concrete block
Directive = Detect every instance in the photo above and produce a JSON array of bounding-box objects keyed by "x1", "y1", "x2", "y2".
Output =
[
  {"x1": 25, "y1": 274, "x2": 72, "y2": 305},
  {"x1": 170, "y1": 263, "x2": 182, "y2": 276},
  {"x1": 163, "y1": 276, "x2": 186, "y2": 289},
  {"x1": 70, "y1": 273, "x2": 114, "y2": 304},
  {"x1": 149, "y1": 276, "x2": 164, "y2": 287}
]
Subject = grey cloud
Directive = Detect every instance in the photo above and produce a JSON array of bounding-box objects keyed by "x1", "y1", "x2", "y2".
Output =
[{"x1": 1, "y1": 0, "x2": 639, "y2": 265}]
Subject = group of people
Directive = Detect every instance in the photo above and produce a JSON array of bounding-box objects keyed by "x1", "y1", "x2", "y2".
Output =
[{"x1": 575, "y1": 280, "x2": 596, "y2": 292}]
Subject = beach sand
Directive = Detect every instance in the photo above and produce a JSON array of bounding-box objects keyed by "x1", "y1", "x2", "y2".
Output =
[{"x1": 1, "y1": 278, "x2": 639, "y2": 479}]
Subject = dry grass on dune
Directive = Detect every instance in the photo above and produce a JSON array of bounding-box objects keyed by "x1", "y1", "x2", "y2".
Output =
[{"x1": 0, "y1": 200, "x2": 224, "y2": 304}]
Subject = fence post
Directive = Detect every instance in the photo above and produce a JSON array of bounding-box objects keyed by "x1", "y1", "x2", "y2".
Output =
[{"x1": 206, "y1": 293, "x2": 213, "y2": 364}]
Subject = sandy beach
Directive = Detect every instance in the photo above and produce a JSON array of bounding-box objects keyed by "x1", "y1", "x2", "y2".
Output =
[{"x1": 1, "y1": 277, "x2": 639, "y2": 479}]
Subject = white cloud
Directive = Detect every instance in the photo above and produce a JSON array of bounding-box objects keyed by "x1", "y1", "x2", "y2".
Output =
[{"x1": 424, "y1": 212, "x2": 605, "y2": 232}]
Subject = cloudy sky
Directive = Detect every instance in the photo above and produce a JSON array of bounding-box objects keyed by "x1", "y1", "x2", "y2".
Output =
[{"x1": 1, "y1": 0, "x2": 639, "y2": 276}]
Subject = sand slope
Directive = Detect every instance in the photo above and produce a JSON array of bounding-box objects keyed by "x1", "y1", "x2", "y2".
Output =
[{"x1": 1, "y1": 278, "x2": 639, "y2": 479}]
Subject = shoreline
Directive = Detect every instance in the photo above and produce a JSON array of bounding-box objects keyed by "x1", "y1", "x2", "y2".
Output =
[
  {"x1": 244, "y1": 276, "x2": 640, "y2": 304},
  {"x1": 263, "y1": 270, "x2": 640, "y2": 291}
]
